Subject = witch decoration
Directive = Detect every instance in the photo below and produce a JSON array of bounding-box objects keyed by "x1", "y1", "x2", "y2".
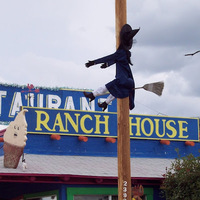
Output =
[{"x1": 84, "y1": 24, "x2": 140, "y2": 111}]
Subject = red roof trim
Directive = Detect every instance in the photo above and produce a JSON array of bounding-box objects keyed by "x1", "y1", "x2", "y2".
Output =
[
  {"x1": 0, "y1": 128, "x2": 6, "y2": 136},
  {"x1": 0, "y1": 173, "x2": 163, "y2": 185}
]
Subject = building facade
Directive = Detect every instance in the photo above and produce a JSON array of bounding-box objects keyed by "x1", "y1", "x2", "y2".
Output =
[{"x1": 0, "y1": 83, "x2": 199, "y2": 200}]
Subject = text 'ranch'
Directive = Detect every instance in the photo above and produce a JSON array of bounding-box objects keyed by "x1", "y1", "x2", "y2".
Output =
[{"x1": 24, "y1": 107, "x2": 198, "y2": 141}]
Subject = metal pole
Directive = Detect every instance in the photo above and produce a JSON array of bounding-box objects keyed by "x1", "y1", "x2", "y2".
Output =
[{"x1": 115, "y1": 1, "x2": 132, "y2": 200}]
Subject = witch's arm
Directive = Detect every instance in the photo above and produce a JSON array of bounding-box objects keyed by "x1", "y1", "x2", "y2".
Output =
[{"x1": 85, "y1": 51, "x2": 118, "y2": 68}]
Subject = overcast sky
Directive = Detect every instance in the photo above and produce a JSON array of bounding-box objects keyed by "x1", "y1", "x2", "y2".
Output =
[{"x1": 0, "y1": 0, "x2": 200, "y2": 118}]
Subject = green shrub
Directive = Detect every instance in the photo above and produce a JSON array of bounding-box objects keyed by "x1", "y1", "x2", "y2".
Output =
[{"x1": 161, "y1": 150, "x2": 200, "y2": 200}]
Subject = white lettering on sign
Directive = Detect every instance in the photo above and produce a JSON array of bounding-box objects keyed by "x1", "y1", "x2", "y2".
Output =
[
  {"x1": 28, "y1": 93, "x2": 34, "y2": 107},
  {"x1": 80, "y1": 97, "x2": 95, "y2": 111},
  {"x1": 9, "y1": 92, "x2": 22, "y2": 117},
  {"x1": 64, "y1": 96, "x2": 75, "y2": 110},
  {"x1": 37, "y1": 94, "x2": 44, "y2": 108},
  {"x1": 0, "y1": 91, "x2": 7, "y2": 116},
  {"x1": 47, "y1": 95, "x2": 61, "y2": 108}
]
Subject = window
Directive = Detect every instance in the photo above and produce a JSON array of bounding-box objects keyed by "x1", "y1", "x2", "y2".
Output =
[
  {"x1": 67, "y1": 187, "x2": 153, "y2": 200},
  {"x1": 26, "y1": 196, "x2": 56, "y2": 200},
  {"x1": 74, "y1": 195, "x2": 146, "y2": 200},
  {"x1": 74, "y1": 195, "x2": 112, "y2": 200},
  {"x1": 24, "y1": 190, "x2": 59, "y2": 200}
]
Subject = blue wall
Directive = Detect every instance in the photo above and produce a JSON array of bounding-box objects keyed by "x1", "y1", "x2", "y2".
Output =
[{"x1": 24, "y1": 134, "x2": 200, "y2": 158}]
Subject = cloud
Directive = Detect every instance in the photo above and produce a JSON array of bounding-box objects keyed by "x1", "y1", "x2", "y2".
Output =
[
  {"x1": 0, "y1": 0, "x2": 200, "y2": 118},
  {"x1": 128, "y1": 0, "x2": 200, "y2": 48},
  {"x1": 1, "y1": 53, "x2": 115, "y2": 90}
]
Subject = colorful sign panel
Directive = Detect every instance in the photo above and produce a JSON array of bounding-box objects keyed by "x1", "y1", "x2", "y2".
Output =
[
  {"x1": 22, "y1": 106, "x2": 199, "y2": 141},
  {"x1": 1, "y1": 83, "x2": 199, "y2": 141},
  {"x1": 0, "y1": 83, "x2": 116, "y2": 122}
]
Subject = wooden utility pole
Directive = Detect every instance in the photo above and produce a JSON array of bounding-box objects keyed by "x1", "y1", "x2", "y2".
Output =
[{"x1": 115, "y1": 1, "x2": 132, "y2": 200}]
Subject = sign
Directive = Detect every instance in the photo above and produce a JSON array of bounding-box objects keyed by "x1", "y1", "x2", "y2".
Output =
[
  {"x1": 0, "y1": 83, "x2": 116, "y2": 122},
  {"x1": 22, "y1": 106, "x2": 199, "y2": 142}
]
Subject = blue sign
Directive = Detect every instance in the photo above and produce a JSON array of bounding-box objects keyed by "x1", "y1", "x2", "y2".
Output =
[
  {"x1": 0, "y1": 83, "x2": 117, "y2": 122},
  {"x1": 22, "y1": 106, "x2": 199, "y2": 141},
  {"x1": 1, "y1": 83, "x2": 199, "y2": 141}
]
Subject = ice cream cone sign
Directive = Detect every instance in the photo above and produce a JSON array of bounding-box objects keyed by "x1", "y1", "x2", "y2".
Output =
[{"x1": 3, "y1": 109, "x2": 28, "y2": 168}]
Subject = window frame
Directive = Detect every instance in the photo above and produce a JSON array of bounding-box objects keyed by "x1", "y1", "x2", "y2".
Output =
[
  {"x1": 23, "y1": 189, "x2": 59, "y2": 200},
  {"x1": 67, "y1": 187, "x2": 153, "y2": 200}
]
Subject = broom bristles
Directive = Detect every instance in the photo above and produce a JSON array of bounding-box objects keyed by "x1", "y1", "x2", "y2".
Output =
[{"x1": 142, "y1": 81, "x2": 164, "y2": 96}]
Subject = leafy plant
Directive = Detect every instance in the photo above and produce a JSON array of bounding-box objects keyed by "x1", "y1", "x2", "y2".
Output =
[{"x1": 161, "y1": 149, "x2": 200, "y2": 200}]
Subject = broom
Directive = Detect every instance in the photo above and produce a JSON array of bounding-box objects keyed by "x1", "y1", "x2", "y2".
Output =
[{"x1": 134, "y1": 81, "x2": 164, "y2": 96}]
